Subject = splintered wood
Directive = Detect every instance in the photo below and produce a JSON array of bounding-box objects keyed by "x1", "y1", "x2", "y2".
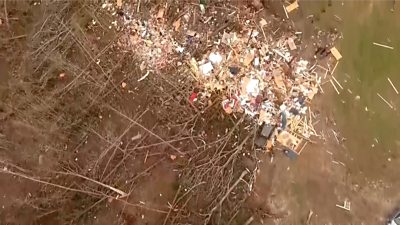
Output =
[
  {"x1": 117, "y1": 0, "x2": 123, "y2": 7},
  {"x1": 277, "y1": 131, "x2": 301, "y2": 151},
  {"x1": 287, "y1": 38, "x2": 297, "y2": 50},
  {"x1": 336, "y1": 200, "x2": 351, "y2": 211},
  {"x1": 286, "y1": 1, "x2": 299, "y2": 13},
  {"x1": 259, "y1": 18, "x2": 268, "y2": 27},
  {"x1": 156, "y1": 8, "x2": 165, "y2": 19},
  {"x1": 373, "y1": 42, "x2": 394, "y2": 50},
  {"x1": 329, "y1": 79, "x2": 340, "y2": 94},
  {"x1": 173, "y1": 18, "x2": 181, "y2": 31},
  {"x1": 377, "y1": 93, "x2": 394, "y2": 109},
  {"x1": 273, "y1": 69, "x2": 285, "y2": 89},
  {"x1": 330, "y1": 47, "x2": 342, "y2": 60},
  {"x1": 387, "y1": 77, "x2": 399, "y2": 94}
]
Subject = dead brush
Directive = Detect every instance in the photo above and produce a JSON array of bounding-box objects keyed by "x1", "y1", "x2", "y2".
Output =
[
  {"x1": 0, "y1": 0, "x2": 132, "y2": 222},
  {"x1": 0, "y1": 0, "x2": 263, "y2": 224}
]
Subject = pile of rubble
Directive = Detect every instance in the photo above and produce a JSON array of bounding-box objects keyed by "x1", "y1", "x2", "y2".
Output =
[
  {"x1": 101, "y1": 2, "x2": 184, "y2": 72},
  {"x1": 100, "y1": 1, "x2": 336, "y2": 152},
  {"x1": 189, "y1": 31, "x2": 319, "y2": 129}
]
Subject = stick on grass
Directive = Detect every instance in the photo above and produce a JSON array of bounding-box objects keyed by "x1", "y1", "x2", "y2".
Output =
[
  {"x1": 373, "y1": 42, "x2": 394, "y2": 50},
  {"x1": 377, "y1": 93, "x2": 394, "y2": 109},
  {"x1": 387, "y1": 77, "x2": 399, "y2": 94}
]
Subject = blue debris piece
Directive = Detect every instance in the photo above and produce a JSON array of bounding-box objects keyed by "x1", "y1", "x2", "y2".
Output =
[{"x1": 283, "y1": 148, "x2": 298, "y2": 160}]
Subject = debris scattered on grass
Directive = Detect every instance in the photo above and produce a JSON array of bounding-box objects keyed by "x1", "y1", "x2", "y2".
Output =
[
  {"x1": 286, "y1": 1, "x2": 299, "y2": 13},
  {"x1": 377, "y1": 93, "x2": 394, "y2": 109},
  {"x1": 330, "y1": 47, "x2": 342, "y2": 60},
  {"x1": 387, "y1": 77, "x2": 399, "y2": 94},
  {"x1": 373, "y1": 42, "x2": 394, "y2": 50},
  {"x1": 336, "y1": 200, "x2": 351, "y2": 211},
  {"x1": 330, "y1": 79, "x2": 340, "y2": 95}
]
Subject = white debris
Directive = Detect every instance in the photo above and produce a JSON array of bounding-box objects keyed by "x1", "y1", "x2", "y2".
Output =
[
  {"x1": 209, "y1": 52, "x2": 223, "y2": 65},
  {"x1": 176, "y1": 46, "x2": 185, "y2": 53},
  {"x1": 199, "y1": 62, "x2": 214, "y2": 75},
  {"x1": 246, "y1": 78, "x2": 260, "y2": 97}
]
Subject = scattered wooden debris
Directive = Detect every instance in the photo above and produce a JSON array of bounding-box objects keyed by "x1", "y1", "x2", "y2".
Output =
[
  {"x1": 131, "y1": 133, "x2": 142, "y2": 141},
  {"x1": 373, "y1": 42, "x2": 394, "y2": 50},
  {"x1": 387, "y1": 77, "x2": 399, "y2": 94},
  {"x1": 156, "y1": 8, "x2": 165, "y2": 19},
  {"x1": 2, "y1": 34, "x2": 27, "y2": 41},
  {"x1": 330, "y1": 47, "x2": 342, "y2": 60},
  {"x1": 186, "y1": 30, "x2": 197, "y2": 37},
  {"x1": 336, "y1": 200, "x2": 351, "y2": 211},
  {"x1": 306, "y1": 210, "x2": 314, "y2": 224},
  {"x1": 377, "y1": 93, "x2": 394, "y2": 109},
  {"x1": 259, "y1": 18, "x2": 268, "y2": 27},
  {"x1": 286, "y1": 1, "x2": 299, "y2": 13},
  {"x1": 334, "y1": 15, "x2": 342, "y2": 22},
  {"x1": 283, "y1": 5, "x2": 289, "y2": 19},
  {"x1": 287, "y1": 38, "x2": 297, "y2": 50},
  {"x1": 138, "y1": 71, "x2": 150, "y2": 82},
  {"x1": 332, "y1": 76, "x2": 343, "y2": 89},
  {"x1": 329, "y1": 79, "x2": 340, "y2": 95},
  {"x1": 173, "y1": 18, "x2": 181, "y2": 31},
  {"x1": 331, "y1": 61, "x2": 339, "y2": 75}
]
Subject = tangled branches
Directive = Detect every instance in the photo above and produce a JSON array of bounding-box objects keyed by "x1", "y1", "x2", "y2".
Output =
[
  {"x1": 0, "y1": 1, "x2": 264, "y2": 224},
  {"x1": 160, "y1": 112, "x2": 261, "y2": 225}
]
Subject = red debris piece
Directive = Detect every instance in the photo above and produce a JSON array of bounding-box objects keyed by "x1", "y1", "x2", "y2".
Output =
[{"x1": 189, "y1": 92, "x2": 198, "y2": 103}]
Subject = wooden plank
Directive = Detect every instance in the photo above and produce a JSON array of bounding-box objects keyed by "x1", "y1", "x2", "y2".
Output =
[
  {"x1": 286, "y1": 1, "x2": 299, "y2": 13},
  {"x1": 373, "y1": 42, "x2": 394, "y2": 50},
  {"x1": 287, "y1": 38, "x2": 297, "y2": 50},
  {"x1": 387, "y1": 77, "x2": 399, "y2": 94},
  {"x1": 273, "y1": 69, "x2": 285, "y2": 89},
  {"x1": 330, "y1": 47, "x2": 342, "y2": 60}
]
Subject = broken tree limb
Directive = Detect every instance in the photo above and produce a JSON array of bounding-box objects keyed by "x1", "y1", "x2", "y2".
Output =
[
  {"x1": 0, "y1": 169, "x2": 103, "y2": 197},
  {"x1": 205, "y1": 170, "x2": 248, "y2": 223},
  {"x1": 57, "y1": 171, "x2": 128, "y2": 197},
  {"x1": 243, "y1": 216, "x2": 254, "y2": 225},
  {"x1": 282, "y1": 5, "x2": 289, "y2": 19},
  {"x1": 138, "y1": 70, "x2": 150, "y2": 82},
  {"x1": 330, "y1": 61, "x2": 339, "y2": 75},
  {"x1": 329, "y1": 79, "x2": 340, "y2": 95},
  {"x1": 3, "y1": 0, "x2": 9, "y2": 28},
  {"x1": 332, "y1": 76, "x2": 343, "y2": 89},
  {"x1": 306, "y1": 210, "x2": 314, "y2": 225},
  {"x1": 2, "y1": 34, "x2": 27, "y2": 41},
  {"x1": 106, "y1": 104, "x2": 184, "y2": 155}
]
